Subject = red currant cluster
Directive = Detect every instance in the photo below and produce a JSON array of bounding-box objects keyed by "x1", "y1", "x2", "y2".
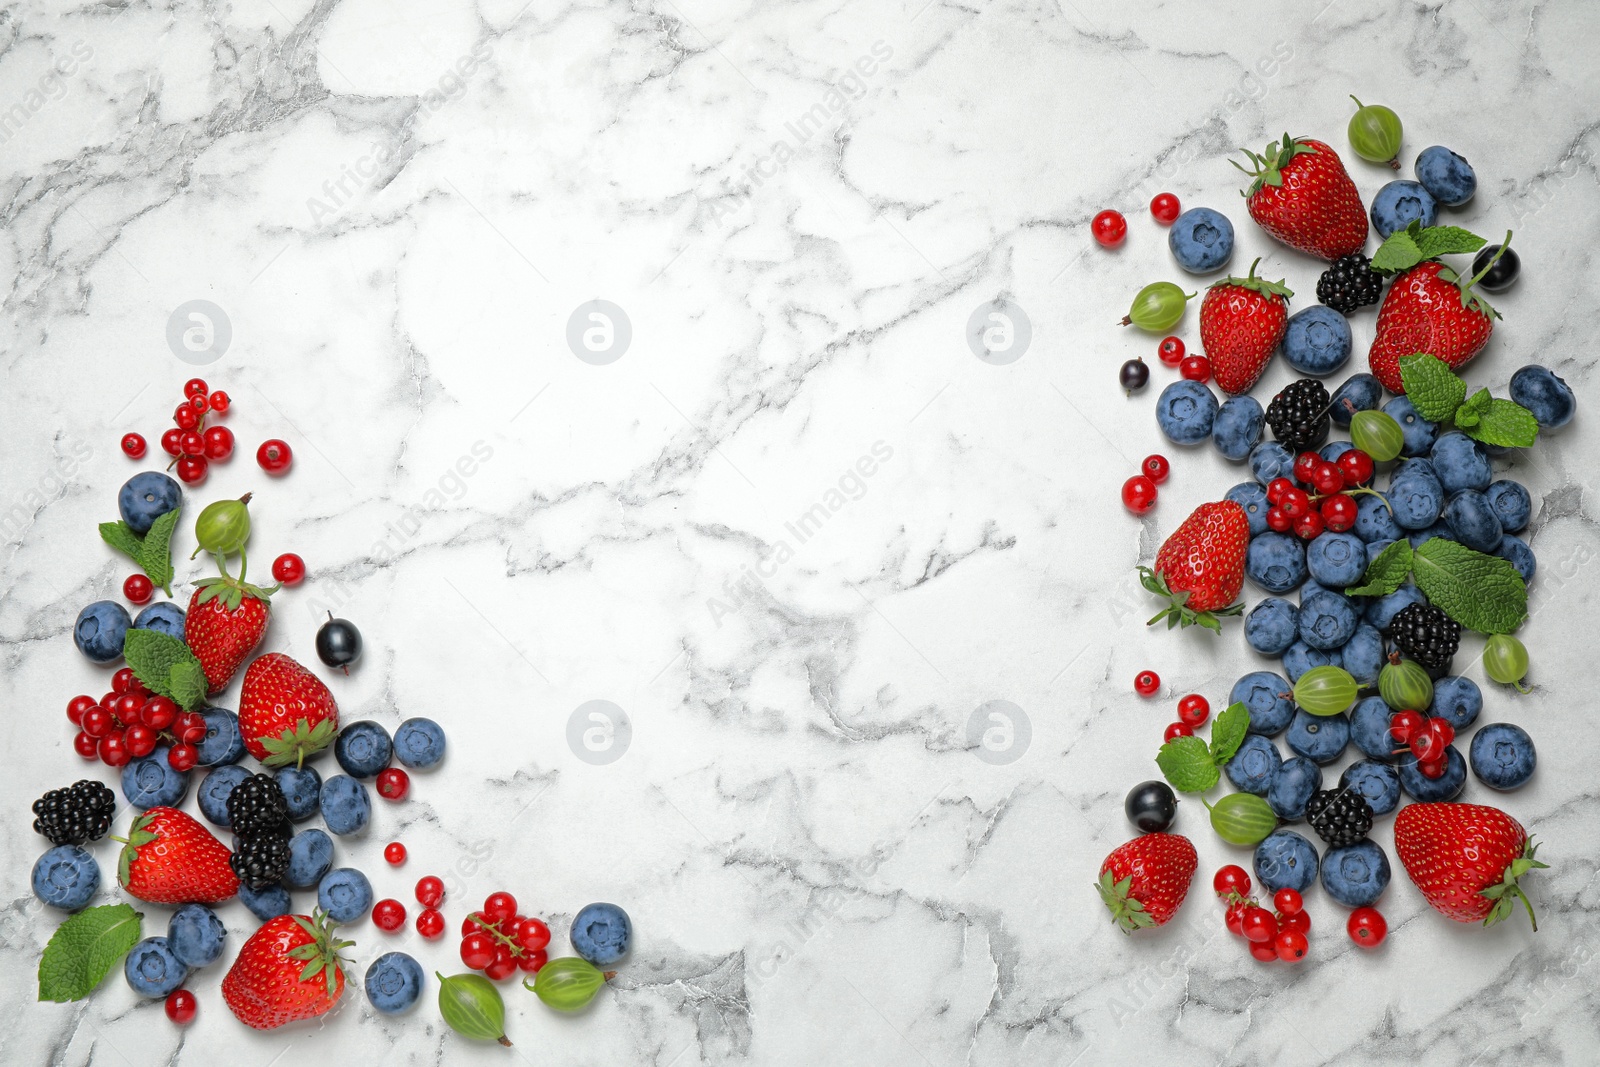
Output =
[
  {"x1": 1161, "y1": 694, "x2": 1210, "y2": 743},
  {"x1": 1154, "y1": 334, "x2": 1214, "y2": 386},
  {"x1": 66, "y1": 668, "x2": 207, "y2": 770},
  {"x1": 458, "y1": 892, "x2": 551, "y2": 981},
  {"x1": 1213, "y1": 865, "x2": 1310, "y2": 964},
  {"x1": 1262, "y1": 447, "x2": 1377, "y2": 539},
  {"x1": 119, "y1": 377, "x2": 295, "y2": 486},
  {"x1": 1389, "y1": 709, "x2": 1455, "y2": 779},
  {"x1": 1121, "y1": 453, "x2": 1171, "y2": 515},
  {"x1": 1092, "y1": 192, "x2": 1182, "y2": 249}
]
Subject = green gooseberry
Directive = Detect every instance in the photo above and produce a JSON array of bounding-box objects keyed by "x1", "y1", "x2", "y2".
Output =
[
  {"x1": 1351, "y1": 410, "x2": 1405, "y2": 463},
  {"x1": 527, "y1": 956, "x2": 611, "y2": 1012},
  {"x1": 1484, "y1": 634, "x2": 1531, "y2": 692},
  {"x1": 191, "y1": 493, "x2": 253, "y2": 560},
  {"x1": 1294, "y1": 665, "x2": 1358, "y2": 716},
  {"x1": 436, "y1": 971, "x2": 510, "y2": 1045},
  {"x1": 1348, "y1": 96, "x2": 1403, "y2": 167},
  {"x1": 1121, "y1": 282, "x2": 1196, "y2": 333},
  {"x1": 1379, "y1": 657, "x2": 1434, "y2": 712}
]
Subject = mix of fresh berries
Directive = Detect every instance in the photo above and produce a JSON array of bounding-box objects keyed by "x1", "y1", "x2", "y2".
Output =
[{"x1": 1211, "y1": 867, "x2": 1313, "y2": 963}]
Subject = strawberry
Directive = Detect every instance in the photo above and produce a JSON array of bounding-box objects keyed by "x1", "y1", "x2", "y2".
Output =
[
  {"x1": 222, "y1": 910, "x2": 353, "y2": 1030},
  {"x1": 1199, "y1": 259, "x2": 1293, "y2": 395},
  {"x1": 238, "y1": 652, "x2": 340, "y2": 767},
  {"x1": 1394, "y1": 802, "x2": 1547, "y2": 929},
  {"x1": 1096, "y1": 833, "x2": 1197, "y2": 932},
  {"x1": 1234, "y1": 134, "x2": 1368, "y2": 261},
  {"x1": 1137, "y1": 501, "x2": 1249, "y2": 632},
  {"x1": 185, "y1": 571, "x2": 277, "y2": 694},
  {"x1": 116, "y1": 806, "x2": 239, "y2": 905},
  {"x1": 1367, "y1": 259, "x2": 1499, "y2": 393}
]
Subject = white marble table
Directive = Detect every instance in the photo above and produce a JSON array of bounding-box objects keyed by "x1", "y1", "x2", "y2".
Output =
[{"x1": 3, "y1": 0, "x2": 1599, "y2": 1063}]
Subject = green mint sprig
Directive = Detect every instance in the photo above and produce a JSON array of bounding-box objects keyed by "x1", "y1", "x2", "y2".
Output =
[
  {"x1": 1345, "y1": 538, "x2": 1527, "y2": 634},
  {"x1": 1155, "y1": 702, "x2": 1249, "y2": 793},
  {"x1": 1370, "y1": 220, "x2": 1486, "y2": 274},
  {"x1": 99, "y1": 507, "x2": 182, "y2": 596},
  {"x1": 1400, "y1": 354, "x2": 1539, "y2": 449},
  {"x1": 37, "y1": 903, "x2": 143, "y2": 1002},
  {"x1": 123, "y1": 628, "x2": 207, "y2": 710}
]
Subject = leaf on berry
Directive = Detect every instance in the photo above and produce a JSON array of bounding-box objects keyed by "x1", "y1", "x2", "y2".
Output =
[
  {"x1": 37, "y1": 903, "x2": 142, "y2": 1002},
  {"x1": 1416, "y1": 225, "x2": 1487, "y2": 260},
  {"x1": 1208, "y1": 702, "x2": 1250, "y2": 765},
  {"x1": 123, "y1": 628, "x2": 204, "y2": 706},
  {"x1": 1412, "y1": 538, "x2": 1528, "y2": 635},
  {"x1": 168, "y1": 659, "x2": 207, "y2": 711},
  {"x1": 1371, "y1": 229, "x2": 1425, "y2": 274},
  {"x1": 1156, "y1": 736, "x2": 1221, "y2": 793},
  {"x1": 1346, "y1": 539, "x2": 1414, "y2": 597},
  {"x1": 1463, "y1": 399, "x2": 1539, "y2": 449},
  {"x1": 98, "y1": 521, "x2": 144, "y2": 562},
  {"x1": 1397, "y1": 354, "x2": 1467, "y2": 423},
  {"x1": 135, "y1": 508, "x2": 181, "y2": 596}
]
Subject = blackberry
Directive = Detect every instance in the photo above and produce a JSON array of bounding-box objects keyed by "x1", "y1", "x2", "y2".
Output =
[
  {"x1": 226, "y1": 773, "x2": 289, "y2": 837},
  {"x1": 230, "y1": 832, "x2": 291, "y2": 889},
  {"x1": 32, "y1": 780, "x2": 116, "y2": 846},
  {"x1": 1316, "y1": 253, "x2": 1384, "y2": 315},
  {"x1": 1265, "y1": 378, "x2": 1331, "y2": 453},
  {"x1": 1305, "y1": 789, "x2": 1373, "y2": 848},
  {"x1": 1389, "y1": 603, "x2": 1461, "y2": 673}
]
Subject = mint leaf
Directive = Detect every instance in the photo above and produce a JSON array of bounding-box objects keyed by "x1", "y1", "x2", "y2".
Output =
[
  {"x1": 135, "y1": 508, "x2": 181, "y2": 596},
  {"x1": 1156, "y1": 736, "x2": 1220, "y2": 793},
  {"x1": 1371, "y1": 229, "x2": 1424, "y2": 274},
  {"x1": 1415, "y1": 226, "x2": 1487, "y2": 259},
  {"x1": 169, "y1": 659, "x2": 207, "y2": 710},
  {"x1": 1412, "y1": 538, "x2": 1528, "y2": 634},
  {"x1": 98, "y1": 521, "x2": 143, "y2": 562},
  {"x1": 38, "y1": 903, "x2": 142, "y2": 1002},
  {"x1": 1347, "y1": 539, "x2": 1413, "y2": 597},
  {"x1": 1398, "y1": 354, "x2": 1467, "y2": 422},
  {"x1": 1208, "y1": 702, "x2": 1249, "y2": 764},
  {"x1": 123, "y1": 628, "x2": 203, "y2": 707},
  {"x1": 1466, "y1": 398, "x2": 1540, "y2": 449}
]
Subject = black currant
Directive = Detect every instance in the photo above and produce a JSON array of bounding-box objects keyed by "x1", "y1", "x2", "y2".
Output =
[
  {"x1": 1124, "y1": 780, "x2": 1177, "y2": 833},
  {"x1": 1120, "y1": 358, "x2": 1150, "y2": 393},
  {"x1": 316, "y1": 612, "x2": 363, "y2": 673},
  {"x1": 1472, "y1": 244, "x2": 1519, "y2": 292}
]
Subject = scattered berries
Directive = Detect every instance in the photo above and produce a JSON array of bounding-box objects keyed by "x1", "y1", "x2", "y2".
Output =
[
  {"x1": 271, "y1": 553, "x2": 306, "y2": 585},
  {"x1": 1348, "y1": 906, "x2": 1387, "y2": 946},
  {"x1": 1141, "y1": 454, "x2": 1170, "y2": 484},
  {"x1": 1157, "y1": 337, "x2": 1185, "y2": 366},
  {"x1": 376, "y1": 767, "x2": 410, "y2": 801},
  {"x1": 416, "y1": 876, "x2": 445, "y2": 909},
  {"x1": 416, "y1": 908, "x2": 445, "y2": 939},
  {"x1": 165, "y1": 989, "x2": 198, "y2": 1024},
  {"x1": 373, "y1": 899, "x2": 407, "y2": 932},
  {"x1": 384, "y1": 842, "x2": 407, "y2": 866},
  {"x1": 1178, "y1": 355, "x2": 1211, "y2": 383},
  {"x1": 1092, "y1": 210, "x2": 1128, "y2": 248},
  {"x1": 1176, "y1": 694, "x2": 1210, "y2": 728},
  {"x1": 1122, "y1": 475, "x2": 1158, "y2": 515}
]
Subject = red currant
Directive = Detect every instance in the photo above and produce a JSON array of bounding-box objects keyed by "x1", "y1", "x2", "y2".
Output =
[
  {"x1": 517, "y1": 949, "x2": 548, "y2": 973},
  {"x1": 272, "y1": 553, "x2": 306, "y2": 585},
  {"x1": 1319, "y1": 493, "x2": 1358, "y2": 532},
  {"x1": 121, "y1": 433, "x2": 147, "y2": 459},
  {"x1": 1280, "y1": 910, "x2": 1311, "y2": 935},
  {"x1": 515, "y1": 917, "x2": 551, "y2": 952},
  {"x1": 99, "y1": 732, "x2": 130, "y2": 767},
  {"x1": 460, "y1": 932, "x2": 498, "y2": 970},
  {"x1": 1178, "y1": 354, "x2": 1211, "y2": 383},
  {"x1": 416, "y1": 876, "x2": 445, "y2": 908},
  {"x1": 1141, "y1": 454, "x2": 1170, "y2": 484},
  {"x1": 1265, "y1": 506, "x2": 1293, "y2": 533},
  {"x1": 113, "y1": 667, "x2": 136, "y2": 694},
  {"x1": 183, "y1": 378, "x2": 209, "y2": 399},
  {"x1": 377, "y1": 767, "x2": 410, "y2": 801},
  {"x1": 384, "y1": 842, "x2": 407, "y2": 866},
  {"x1": 483, "y1": 892, "x2": 518, "y2": 925},
  {"x1": 462, "y1": 912, "x2": 491, "y2": 937},
  {"x1": 1163, "y1": 722, "x2": 1192, "y2": 742},
  {"x1": 115, "y1": 693, "x2": 144, "y2": 723},
  {"x1": 1292, "y1": 511, "x2": 1325, "y2": 540},
  {"x1": 1389, "y1": 709, "x2": 1426, "y2": 743},
  {"x1": 1275, "y1": 929, "x2": 1309, "y2": 963},
  {"x1": 67, "y1": 694, "x2": 97, "y2": 724},
  {"x1": 1121, "y1": 475, "x2": 1158, "y2": 515},
  {"x1": 1311, "y1": 462, "x2": 1345, "y2": 495},
  {"x1": 101, "y1": 691, "x2": 120, "y2": 709},
  {"x1": 416, "y1": 908, "x2": 445, "y2": 939},
  {"x1": 1134, "y1": 670, "x2": 1160, "y2": 697},
  {"x1": 1429, "y1": 718, "x2": 1456, "y2": 748},
  {"x1": 1337, "y1": 448, "x2": 1375, "y2": 486},
  {"x1": 160, "y1": 428, "x2": 184, "y2": 457},
  {"x1": 1265, "y1": 478, "x2": 1293, "y2": 504},
  {"x1": 176, "y1": 456, "x2": 208, "y2": 485},
  {"x1": 203, "y1": 425, "x2": 234, "y2": 461},
  {"x1": 1157, "y1": 336, "x2": 1185, "y2": 365},
  {"x1": 1240, "y1": 907, "x2": 1278, "y2": 944},
  {"x1": 177, "y1": 712, "x2": 208, "y2": 744},
  {"x1": 1419, "y1": 755, "x2": 1449, "y2": 780},
  {"x1": 1176, "y1": 694, "x2": 1210, "y2": 728},
  {"x1": 1278, "y1": 488, "x2": 1310, "y2": 519},
  {"x1": 208, "y1": 390, "x2": 230, "y2": 413},
  {"x1": 126, "y1": 724, "x2": 159, "y2": 758},
  {"x1": 178, "y1": 430, "x2": 204, "y2": 457},
  {"x1": 1248, "y1": 940, "x2": 1279, "y2": 962},
  {"x1": 1091, "y1": 209, "x2": 1127, "y2": 248},
  {"x1": 165, "y1": 988, "x2": 197, "y2": 1024},
  {"x1": 74, "y1": 730, "x2": 100, "y2": 759},
  {"x1": 1293, "y1": 451, "x2": 1320, "y2": 485},
  {"x1": 1410, "y1": 729, "x2": 1441, "y2": 762},
  {"x1": 142, "y1": 696, "x2": 179, "y2": 731},
  {"x1": 1213, "y1": 865, "x2": 1251, "y2": 898},
  {"x1": 123, "y1": 574, "x2": 154, "y2": 604},
  {"x1": 373, "y1": 898, "x2": 407, "y2": 931},
  {"x1": 1273, "y1": 888, "x2": 1303, "y2": 915},
  {"x1": 1224, "y1": 900, "x2": 1247, "y2": 936},
  {"x1": 191, "y1": 394, "x2": 211, "y2": 415},
  {"x1": 1348, "y1": 906, "x2": 1387, "y2": 946},
  {"x1": 257, "y1": 439, "x2": 292, "y2": 474},
  {"x1": 174, "y1": 404, "x2": 200, "y2": 431},
  {"x1": 82, "y1": 707, "x2": 113, "y2": 738},
  {"x1": 484, "y1": 954, "x2": 518, "y2": 981},
  {"x1": 1149, "y1": 192, "x2": 1181, "y2": 225},
  {"x1": 168, "y1": 745, "x2": 199, "y2": 771}
]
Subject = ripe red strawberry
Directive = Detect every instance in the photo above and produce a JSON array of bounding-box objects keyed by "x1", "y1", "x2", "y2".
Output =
[
  {"x1": 1394, "y1": 802, "x2": 1547, "y2": 929},
  {"x1": 1138, "y1": 501, "x2": 1249, "y2": 632},
  {"x1": 1234, "y1": 134, "x2": 1368, "y2": 261},
  {"x1": 1199, "y1": 259, "x2": 1293, "y2": 395},
  {"x1": 185, "y1": 573, "x2": 276, "y2": 694},
  {"x1": 238, "y1": 652, "x2": 340, "y2": 767},
  {"x1": 117, "y1": 806, "x2": 239, "y2": 905},
  {"x1": 1096, "y1": 833, "x2": 1197, "y2": 932},
  {"x1": 223, "y1": 911, "x2": 353, "y2": 1030},
  {"x1": 1368, "y1": 260, "x2": 1498, "y2": 393}
]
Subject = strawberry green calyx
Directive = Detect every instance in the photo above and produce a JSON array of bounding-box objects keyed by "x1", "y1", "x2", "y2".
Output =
[
  {"x1": 1478, "y1": 837, "x2": 1549, "y2": 930},
  {"x1": 286, "y1": 910, "x2": 354, "y2": 997},
  {"x1": 1231, "y1": 133, "x2": 1318, "y2": 195},
  {"x1": 259, "y1": 717, "x2": 337, "y2": 769},
  {"x1": 1137, "y1": 566, "x2": 1244, "y2": 634},
  {"x1": 194, "y1": 573, "x2": 279, "y2": 612},
  {"x1": 1095, "y1": 870, "x2": 1155, "y2": 933},
  {"x1": 114, "y1": 812, "x2": 161, "y2": 888},
  {"x1": 1210, "y1": 257, "x2": 1293, "y2": 301}
]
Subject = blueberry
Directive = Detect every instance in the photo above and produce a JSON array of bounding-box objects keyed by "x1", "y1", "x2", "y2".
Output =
[
  {"x1": 1429, "y1": 676, "x2": 1482, "y2": 731},
  {"x1": 1213, "y1": 396, "x2": 1265, "y2": 461},
  {"x1": 393, "y1": 717, "x2": 448, "y2": 770},
  {"x1": 1370, "y1": 179, "x2": 1438, "y2": 238},
  {"x1": 1414, "y1": 146, "x2": 1476, "y2": 206},
  {"x1": 195, "y1": 707, "x2": 246, "y2": 766},
  {"x1": 1397, "y1": 745, "x2": 1467, "y2": 802},
  {"x1": 1250, "y1": 441, "x2": 1296, "y2": 485},
  {"x1": 1349, "y1": 696, "x2": 1397, "y2": 762},
  {"x1": 1329, "y1": 373, "x2": 1383, "y2": 429},
  {"x1": 168, "y1": 904, "x2": 226, "y2": 968},
  {"x1": 1282, "y1": 641, "x2": 1339, "y2": 683},
  {"x1": 1167, "y1": 207, "x2": 1234, "y2": 273},
  {"x1": 1383, "y1": 396, "x2": 1439, "y2": 457},
  {"x1": 1281, "y1": 305, "x2": 1352, "y2": 376},
  {"x1": 277, "y1": 765, "x2": 324, "y2": 822},
  {"x1": 317, "y1": 867, "x2": 374, "y2": 923},
  {"x1": 1245, "y1": 531, "x2": 1307, "y2": 594},
  {"x1": 319, "y1": 775, "x2": 372, "y2": 836},
  {"x1": 1305, "y1": 532, "x2": 1366, "y2": 589},
  {"x1": 1496, "y1": 534, "x2": 1537, "y2": 583},
  {"x1": 1155, "y1": 380, "x2": 1220, "y2": 446},
  {"x1": 1341, "y1": 623, "x2": 1385, "y2": 685},
  {"x1": 74, "y1": 601, "x2": 130, "y2": 664},
  {"x1": 1225, "y1": 482, "x2": 1270, "y2": 537},
  {"x1": 196, "y1": 765, "x2": 252, "y2": 827},
  {"x1": 365, "y1": 952, "x2": 425, "y2": 1014},
  {"x1": 1253, "y1": 829, "x2": 1319, "y2": 894},
  {"x1": 1286, "y1": 708, "x2": 1350, "y2": 764},
  {"x1": 1245, "y1": 598, "x2": 1299, "y2": 656},
  {"x1": 1407, "y1": 520, "x2": 1454, "y2": 551},
  {"x1": 1230, "y1": 672, "x2": 1296, "y2": 735},
  {"x1": 1509, "y1": 365, "x2": 1575, "y2": 430},
  {"x1": 118, "y1": 472, "x2": 182, "y2": 536},
  {"x1": 1469, "y1": 722, "x2": 1536, "y2": 790},
  {"x1": 238, "y1": 882, "x2": 292, "y2": 922},
  {"x1": 1319, "y1": 440, "x2": 1354, "y2": 463},
  {"x1": 1225, "y1": 734, "x2": 1282, "y2": 795},
  {"x1": 1353, "y1": 493, "x2": 1403, "y2": 543},
  {"x1": 334, "y1": 721, "x2": 393, "y2": 779},
  {"x1": 570, "y1": 902, "x2": 633, "y2": 965},
  {"x1": 286, "y1": 828, "x2": 335, "y2": 888},
  {"x1": 1341, "y1": 759, "x2": 1402, "y2": 815},
  {"x1": 1444, "y1": 490, "x2": 1503, "y2": 553},
  {"x1": 1387, "y1": 466, "x2": 1444, "y2": 531},
  {"x1": 1365, "y1": 538, "x2": 1395, "y2": 566},
  {"x1": 133, "y1": 601, "x2": 186, "y2": 641},
  {"x1": 31, "y1": 845, "x2": 100, "y2": 911},
  {"x1": 120, "y1": 747, "x2": 190, "y2": 810},
  {"x1": 124, "y1": 936, "x2": 188, "y2": 998},
  {"x1": 1267, "y1": 756, "x2": 1322, "y2": 820},
  {"x1": 1484, "y1": 480, "x2": 1532, "y2": 533},
  {"x1": 1365, "y1": 585, "x2": 1425, "y2": 631},
  {"x1": 1321, "y1": 840, "x2": 1392, "y2": 908},
  {"x1": 1430, "y1": 432, "x2": 1491, "y2": 494},
  {"x1": 1297, "y1": 589, "x2": 1358, "y2": 651}
]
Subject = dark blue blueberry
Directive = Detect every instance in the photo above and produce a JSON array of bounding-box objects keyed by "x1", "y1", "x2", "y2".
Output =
[
  {"x1": 1469, "y1": 722, "x2": 1536, "y2": 790},
  {"x1": 1286, "y1": 709, "x2": 1349, "y2": 764},
  {"x1": 1341, "y1": 759, "x2": 1403, "y2": 815},
  {"x1": 1253, "y1": 829, "x2": 1319, "y2": 894},
  {"x1": 1429, "y1": 676, "x2": 1482, "y2": 731},
  {"x1": 1354, "y1": 494, "x2": 1403, "y2": 543},
  {"x1": 1225, "y1": 734, "x2": 1282, "y2": 795},
  {"x1": 1414, "y1": 146, "x2": 1476, "y2": 206},
  {"x1": 1370, "y1": 179, "x2": 1438, "y2": 238},
  {"x1": 133, "y1": 602, "x2": 186, "y2": 641},
  {"x1": 1282, "y1": 641, "x2": 1339, "y2": 683},
  {"x1": 1349, "y1": 696, "x2": 1397, "y2": 762},
  {"x1": 1250, "y1": 441, "x2": 1296, "y2": 484},
  {"x1": 1397, "y1": 745, "x2": 1467, "y2": 802},
  {"x1": 124, "y1": 936, "x2": 188, "y2": 997},
  {"x1": 1297, "y1": 589, "x2": 1358, "y2": 650},
  {"x1": 1341, "y1": 623, "x2": 1385, "y2": 685},
  {"x1": 1430, "y1": 432, "x2": 1491, "y2": 494},
  {"x1": 1509, "y1": 365, "x2": 1575, "y2": 430},
  {"x1": 120, "y1": 747, "x2": 190, "y2": 810},
  {"x1": 319, "y1": 775, "x2": 371, "y2": 836},
  {"x1": 1320, "y1": 840, "x2": 1391, "y2": 908},
  {"x1": 394, "y1": 718, "x2": 447, "y2": 770},
  {"x1": 277, "y1": 765, "x2": 323, "y2": 822},
  {"x1": 168, "y1": 904, "x2": 226, "y2": 968},
  {"x1": 118, "y1": 472, "x2": 182, "y2": 535},
  {"x1": 1305, "y1": 532, "x2": 1366, "y2": 588},
  {"x1": 1365, "y1": 585, "x2": 1425, "y2": 631},
  {"x1": 1484, "y1": 480, "x2": 1532, "y2": 533},
  {"x1": 1282, "y1": 305, "x2": 1352, "y2": 376},
  {"x1": 1225, "y1": 482, "x2": 1270, "y2": 537},
  {"x1": 334, "y1": 721, "x2": 393, "y2": 779},
  {"x1": 570, "y1": 902, "x2": 633, "y2": 966},
  {"x1": 196, "y1": 708, "x2": 246, "y2": 767},
  {"x1": 1444, "y1": 490, "x2": 1503, "y2": 552},
  {"x1": 1245, "y1": 532, "x2": 1307, "y2": 594},
  {"x1": 1496, "y1": 534, "x2": 1536, "y2": 583},
  {"x1": 286, "y1": 828, "x2": 335, "y2": 888},
  {"x1": 1230, "y1": 672, "x2": 1296, "y2": 735},
  {"x1": 1167, "y1": 206, "x2": 1235, "y2": 273},
  {"x1": 317, "y1": 867, "x2": 374, "y2": 923},
  {"x1": 32, "y1": 845, "x2": 100, "y2": 911},
  {"x1": 1329, "y1": 373, "x2": 1383, "y2": 429},
  {"x1": 1407, "y1": 520, "x2": 1454, "y2": 551},
  {"x1": 74, "y1": 601, "x2": 130, "y2": 663},
  {"x1": 365, "y1": 952, "x2": 425, "y2": 1014},
  {"x1": 238, "y1": 882, "x2": 292, "y2": 922},
  {"x1": 1155, "y1": 380, "x2": 1220, "y2": 446},
  {"x1": 1267, "y1": 756, "x2": 1322, "y2": 820},
  {"x1": 1213, "y1": 396, "x2": 1265, "y2": 461},
  {"x1": 1387, "y1": 467, "x2": 1444, "y2": 531},
  {"x1": 1245, "y1": 598, "x2": 1299, "y2": 656},
  {"x1": 196, "y1": 765, "x2": 251, "y2": 827},
  {"x1": 1319, "y1": 440, "x2": 1354, "y2": 463},
  {"x1": 1365, "y1": 538, "x2": 1396, "y2": 567},
  {"x1": 1383, "y1": 396, "x2": 1439, "y2": 457}
]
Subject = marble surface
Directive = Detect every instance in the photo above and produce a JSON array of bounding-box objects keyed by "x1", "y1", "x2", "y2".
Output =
[{"x1": 4, "y1": 0, "x2": 1600, "y2": 1063}]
